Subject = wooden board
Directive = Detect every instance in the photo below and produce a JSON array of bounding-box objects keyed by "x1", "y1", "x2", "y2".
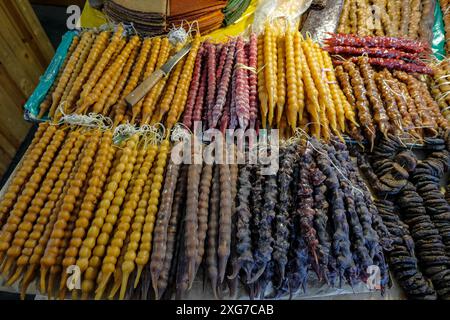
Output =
[
  {"x1": 13, "y1": 0, "x2": 55, "y2": 64},
  {"x1": 0, "y1": 0, "x2": 52, "y2": 178},
  {"x1": 0, "y1": 84, "x2": 33, "y2": 148}
]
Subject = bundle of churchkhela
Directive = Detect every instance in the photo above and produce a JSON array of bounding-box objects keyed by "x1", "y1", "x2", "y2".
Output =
[
  {"x1": 353, "y1": 134, "x2": 450, "y2": 299},
  {"x1": 337, "y1": 0, "x2": 435, "y2": 44},
  {"x1": 128, "y1": 135, "x2": 391, "y2": 299},
  {"x1": 325, "y1": 33, "x2": 433, "y2": 74}
]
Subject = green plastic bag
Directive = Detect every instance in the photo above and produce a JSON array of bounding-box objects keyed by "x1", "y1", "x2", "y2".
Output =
[
  {"x1": 24, "y1": 30, "x2": 78, "y2": 122},
  {"x1": 433, "y1": 0, "x2": 446, "y2": 60}
]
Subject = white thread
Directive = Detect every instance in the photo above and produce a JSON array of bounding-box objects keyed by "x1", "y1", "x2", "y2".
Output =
[
  {"x1": 307, "y1": 139, "x2": 364, "y2": 196},
  {"x1": 235, "y1": 63, "x2": 257, "y2": 73},
  {"x1": 168, "y1": 25, "x2": 188, "y2": 46},
  {"x1": 441, "y1": 105, "x2": 450, "y2": 112},
  {"x1": 59, "y1": 105, "x2": 113, "y2": 130},
  {"x1": 171, "y1": 122, "x2": 192, "y2": 142},
  {"x1": 113, "y1": 123, "x2": 137, "y2": 143}
]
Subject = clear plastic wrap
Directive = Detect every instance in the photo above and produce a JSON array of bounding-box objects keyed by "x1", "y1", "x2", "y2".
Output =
[
  {"x1": 184, "y1": 272, "x2": 404, "y2": 300},
  {"x1": 310, "y1": 0, "x2": 328, "y2": 10},
  {"x1": 0, "y1": 271, "x2": 404, "y2": 300},
  {"x1": 252, "y1": 0, "x2": 313, "y2": 34},
  {"x1": 419, "y1": 0, "x2": 436, "y2": 45},
  {"x1": 300, "y1": 0, "x2": 343, "y2": 44}
]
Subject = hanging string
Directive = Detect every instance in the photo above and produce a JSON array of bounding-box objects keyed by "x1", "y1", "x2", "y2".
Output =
[
  {"x1": 168, "y1": 22, "x2": 189, "y2": 46},
  {"x1": 171, "y1": 122, "x2": 192, "y2": 142},
  {"x1": 307, "y1": 138, "x2": 364, "y2": 197},
  {"x1": 113, "y1": 123, "x2": 137, "y2": 145}
]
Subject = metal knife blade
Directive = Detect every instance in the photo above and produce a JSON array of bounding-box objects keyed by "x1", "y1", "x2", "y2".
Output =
[
  {"x1": 125, "y1": 42, "x2": 192, "y2": 107},
  {"x1": 161, "y1": 42, "x2": 192, "y2": 75}
]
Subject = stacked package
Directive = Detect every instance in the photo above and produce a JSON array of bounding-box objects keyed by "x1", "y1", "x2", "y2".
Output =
[
  {"x1": 104, "y1": 0, "x2": 166, "y2": 36},
  {"x1": 104, "y1": 0, "x2": 235, "y2": 35},
  {"x1": 168, "y1": 0, "x2": 227, "y2": 34}
]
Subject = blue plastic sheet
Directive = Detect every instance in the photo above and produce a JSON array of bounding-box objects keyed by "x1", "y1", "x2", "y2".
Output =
[
  {"x1": 24, "y1": 30, "x2": 78, "y2": 122},
  {"x1": 433, "y1": 0, "x2": 446, "y2": 60}
]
